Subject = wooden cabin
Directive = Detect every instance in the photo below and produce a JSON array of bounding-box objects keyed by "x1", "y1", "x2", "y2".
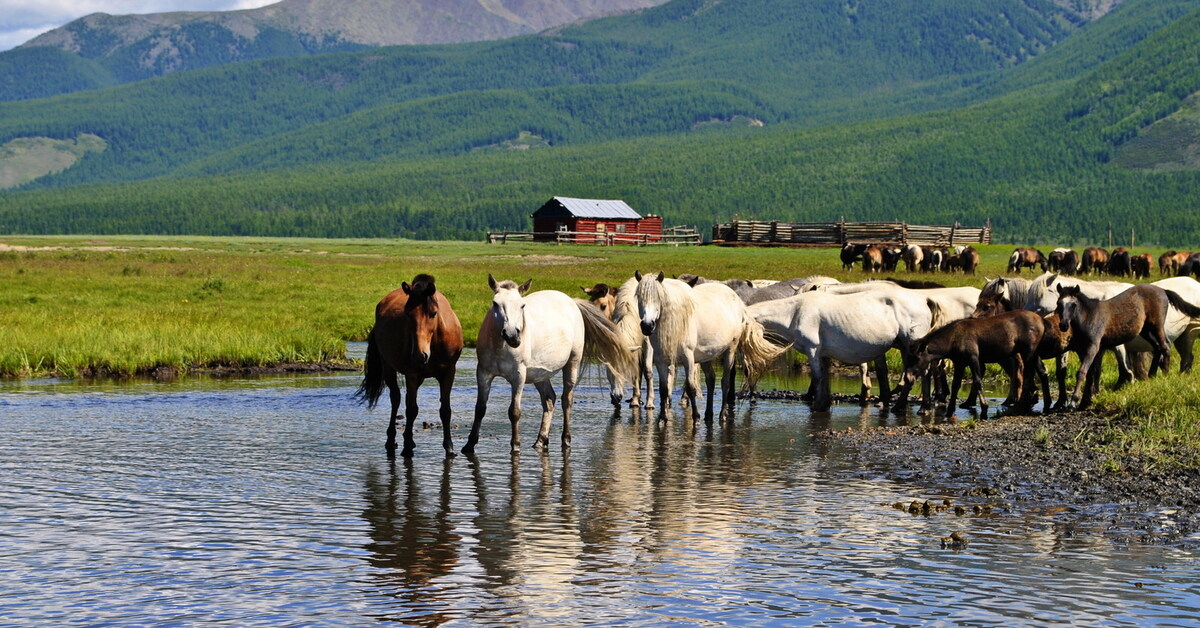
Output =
[{"x1": 531, "y1": 196, "x2": 663, "y2": 244}]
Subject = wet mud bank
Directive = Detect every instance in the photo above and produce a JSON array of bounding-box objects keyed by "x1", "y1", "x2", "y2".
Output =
[{"x1": 822, "y1": 411, "x2": 1200, "y2": 546}]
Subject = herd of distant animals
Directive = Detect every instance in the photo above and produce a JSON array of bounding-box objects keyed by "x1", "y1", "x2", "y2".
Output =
[{"x1": 354, "y1": 243, "x2": 1200, "y2": 458}]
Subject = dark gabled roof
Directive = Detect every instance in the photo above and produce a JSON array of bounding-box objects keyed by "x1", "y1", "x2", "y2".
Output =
[{"x1": 533, "y1": 196, "x2": 642, "y2": 219}]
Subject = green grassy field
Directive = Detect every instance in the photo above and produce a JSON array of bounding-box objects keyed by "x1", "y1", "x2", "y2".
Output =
[{"x1": 0, "y1": 235, "x2": 1167, "y2": 377}]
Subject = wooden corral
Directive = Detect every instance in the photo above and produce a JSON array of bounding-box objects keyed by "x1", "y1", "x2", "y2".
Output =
[{"x1": 711, "y1": 219, "x2": 993, "y2": 248}]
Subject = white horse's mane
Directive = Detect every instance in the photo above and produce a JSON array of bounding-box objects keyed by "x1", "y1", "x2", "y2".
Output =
[{"x1": 637, "y1": 276, "x2": 695, "y2": 352}]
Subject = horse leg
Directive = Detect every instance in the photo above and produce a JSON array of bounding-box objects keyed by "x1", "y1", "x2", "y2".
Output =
[
  {"x1": 1011, "y1": 354, "x2": 1026, "y2": 411},
  {"x1": 720, "y1": 351, "x2": 737, "y2": 421},
  {"x1": 1176, "y1": 329, "x2": 1198, "y2": 373},
  {"x1": 639, "y1": 342, "x2": 655, "y2": 408},
  {"x1": 437, "y1": 371, "x2": 456, "y2": 457},
  {"x1": 1070, "y1": 346, "x2": 1101, "y2": 410},
  {"x1": 606, "y1": 362, "x2": 624, "y2": 407},
  {"x1": 560, "y1": 358, "x2": 580, "y2": 449},
  {"x1": 858, "y1": 363, "x2": 871, "y2": 406},
  {"x1": 383, "y1": 366, "x2": 403, "y2": 454},
  {"x1": 683, "y1": 360, "x2": 702, "y2": 420},
  {"x1": 970, "y1": 356, "x2": 988, "y2": 414},
  {"x1": 462, "y1": 371, "x2": 495, "y2": 456},
  {"x1": 532, "y1": 380, "x2": 557, "y2": 452},
  {"x1": 873, "y1": 357, "x2": 890, "y2": 406},
  {"x1": 1052, "y1": 354, "x2": 1069, "y2": 411},
  {"x1": 507, "y1": 372, "x2": 526, "y2": 453},
  {"x1": 1143, "y1": 323, "x2": 1171, "y2": 377},
  {"x1": 945, "y1": 362, "x2": 963, "y2": 412},
  {"x1": 1113, "y1": 346, "x2": 1134, "y2": 388},
  {"x1": 812, "y1": 356, "x2": 833, "y2": 412},
  {"x1": 701, "y1": 361, "x2": 717, "y2": 421},
  {"x1": 657, "y1": 362, "x2": 674, "y2": 409},
  {"x1": 401, "y1": 375, "x2": 424, "y2": 458}
]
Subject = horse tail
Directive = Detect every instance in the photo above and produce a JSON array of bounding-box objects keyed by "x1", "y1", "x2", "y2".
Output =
[
  {"x1": 354, "y1": 329, "x2": 385, "y2": 409},
  {"x1": 1165, "y1": 290, "x2": 1200, "y2": 319},
  {"x1": 738, "y1": 314, "x2": 790, "y2": 387},
  {"x1": 576, "y1": 299, "x2": 637, "y2": 375},
  {"x1": 926, "y1": 298, "x2": 949, "y2": 330}
]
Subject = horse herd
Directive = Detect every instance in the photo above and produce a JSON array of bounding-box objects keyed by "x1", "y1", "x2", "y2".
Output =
[
  {"x1": 355, "y1": 266, "x2": 1200, "y2": 458},
  {"x1": 840, "y1": 243, "x2": 981, "y2": 274},
  {"x1": 998, "y1": 246, "x2": 1200, "y2": 278}
]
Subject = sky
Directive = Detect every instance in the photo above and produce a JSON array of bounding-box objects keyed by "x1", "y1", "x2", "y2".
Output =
[{"x1": 0, "y1": 0, "x2": 279, "y2": 51}]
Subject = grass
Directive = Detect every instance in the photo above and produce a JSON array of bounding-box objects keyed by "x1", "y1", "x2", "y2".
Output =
[
  {"x1": 0, "y1": 235, "x2": 1180, "y2": 380},
  {"x1": 1094, "y1": 369, "x2": 1200, "y2": 469}
]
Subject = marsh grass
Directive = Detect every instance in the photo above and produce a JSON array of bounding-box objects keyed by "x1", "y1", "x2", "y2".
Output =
[
  {"x1": 1094, "y1": 369, "x2": 1200, "y2": 469},
  {"x1": 0, "y1": 236, "x2": 1177, "y2": 383}
]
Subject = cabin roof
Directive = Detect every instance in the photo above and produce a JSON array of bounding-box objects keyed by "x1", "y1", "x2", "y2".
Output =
[{"x1": 533, "y1": 196, "x2": 642, "y2": 219}]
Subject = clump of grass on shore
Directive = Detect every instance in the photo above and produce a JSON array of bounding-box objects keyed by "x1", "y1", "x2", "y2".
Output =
[{"x1": 1094, "y1": 369, "x2": 1200, "y2": 469}]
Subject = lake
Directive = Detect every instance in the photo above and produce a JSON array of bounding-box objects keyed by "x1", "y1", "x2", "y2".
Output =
[{"x1": 2, "y1": 347, "x2": 1198, "y2": 626}]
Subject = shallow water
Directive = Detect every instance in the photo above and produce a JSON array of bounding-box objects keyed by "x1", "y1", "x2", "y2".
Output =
[{"x1": 2, "y1": 348, "x2": 1198, "y2": 627}]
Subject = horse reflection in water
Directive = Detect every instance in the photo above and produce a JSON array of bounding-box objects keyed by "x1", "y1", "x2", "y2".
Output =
[{"x1": 360, "y1": 458, "x2": 460, "y2": 626}]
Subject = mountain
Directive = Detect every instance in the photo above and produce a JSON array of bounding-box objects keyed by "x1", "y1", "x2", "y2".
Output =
[
  {"x1": 2, "y1": 0, "x2": 1200, "y2": 244},
  {"x1": 2, "y1": 0, "x2": 669, "y2": 101}
]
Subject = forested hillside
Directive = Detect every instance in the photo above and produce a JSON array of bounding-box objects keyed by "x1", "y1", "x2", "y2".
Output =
[
  {"x1": 0, "y1": 0, "x2": 1198, "y2": 244},
  {"x1": 0, "y1": 0, "x2": 1110, "y2": 186}
]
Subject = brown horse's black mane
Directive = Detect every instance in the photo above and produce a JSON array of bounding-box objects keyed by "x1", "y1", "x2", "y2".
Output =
[{"x1": 883, "y1": 278, "x2": 945, "y2": 289}]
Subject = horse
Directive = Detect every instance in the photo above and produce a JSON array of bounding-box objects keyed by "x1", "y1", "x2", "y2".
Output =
[
  {"x1": 1081, "y1": 247, "x2": 1108, "y2": 275},
  {"x1": 676, "y1": 274, "x2": 758, "y2": 302},
  {"x1": 1022, "y1": 272, "x2": 1137, "y2": 386},
  {"x1": 462, "y1": 275, "x2": 634, "y2": 455},
  {"x1": 355, "y1": 274, "x2": 464, "y2": 457},
  {"x1": 881, "y1": 246, "x2": 902, "y2": 272},
  {"x1": 811, "y1": 280, "x2": 980, "y2": 323},
  {"x1": 748, "y1": 287, "x2": 935, "y2": 412},
  {"x1": 1107, "y1": 247, "x2": 1132, "y2": 277},
  {"x1": 1178, "y1": 253, "x2": 1200, "y2": 279},
  {"x1": 1007, "y1": 247, "x2": 1047, "y2": 273},
  {"x1": 957, "y1": 246, "x2": 980, "y2": 275},
  {"x1": 840, "y1": 243, "x2": 868, "y2": 271},
  {"x1": 904, "y1": 309, "x2": 1044, "y2": 415},
  {"x1": 862, "y1": 245, "x2": 884, "y2": 273},
  {"x1": 1047, "y1": 248, "x2": 1075, "y2": 274},
  {"x1": 971, "y1": 291, "x2": 1072, "y2": 411},
  {"x1": 920, "y1": 247, "x2": 944, "y2": 273},
  {"x1": 633, "y1": 271, "x2": 786, "y2": 420},
  {"x1": 902, "y1": 244, "x2": 924, "y2": 272},
  {"x1": 584, "y1": 278, "x2": 653, "y2": 407},
  {"x1": 1054, "y1": 283, "x2": 1182, "y2": 410},
  {"x1": 1160, "y1": 251, "x2": 1179, "y2": 277},
  {"x1": 1132, "y1": 253, "x2": 1153, "y2": 279}
]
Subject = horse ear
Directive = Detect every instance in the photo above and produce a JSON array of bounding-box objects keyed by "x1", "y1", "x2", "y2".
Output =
[
  {"x1": 684, "y1": 275, "x2": 699, "y2": 287},
  {"x1": 656, "y1": 271, "x2": 665, "y2": 283},
  {"x1": 581, "y1": 286, "x2": 593, "y2": 296},
  {"x1": 487, "y1": 273, "x2": 498, "y2": 292},
  {"x1": 1046, "y1": 274, "x2": 1058, "y2": 288},
  {"x1": 519, "y1": 278, "x2": 533, "y2": 294},
  {"x1": 634, "y1": 270, "x2": 643, "y2": 282},
  {"x1": 401, "y1": 282, "x2": 412, "y2": 295},
  {"x1": 596, "y1": 284, "x2": 609, "y2": 298}
]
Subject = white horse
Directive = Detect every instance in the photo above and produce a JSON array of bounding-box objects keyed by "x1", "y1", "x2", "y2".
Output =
[
  {"x1": 633, "y1": 271, "x2": 786, "y2": 420},
  {"x1": 748, "y1": 287, "x2": 936, "y2": 412},
  {"x1": 809, "y1": 280, "x2": 980, "y2": 325},
  {"x1": 585, "y1": 277, "x2": 655, "y2": 407},
  {"x1": 462, "y1": 275, "x2": 634, "y2": 455}
]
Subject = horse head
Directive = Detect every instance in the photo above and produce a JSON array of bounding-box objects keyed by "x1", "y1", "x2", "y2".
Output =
[
  {"x1": 488, "y1": 273, "x2": 532, "y2": 348},
  {"x1": 401, "y1": 274, "x2": 440, "y2": 363},
  {"x1": 1054, "y1": 284, "x2": 1084, "y2": 333},
  {"x1": 582, "y1": 283, "x2": 617, "y2": 320},
  {"x1": 633, "y1": 270, "x2": 666, "y2": 336},
  {"x1": 970, "y1": 293, "x2": 1008, "y2": 319}
]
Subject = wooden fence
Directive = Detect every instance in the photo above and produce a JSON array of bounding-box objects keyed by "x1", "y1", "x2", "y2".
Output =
[
  {"x1": 711, "y1": 220, "x2": 991, "y2": 247},
  {"x1": 487, "y1": 226, "x2": 701, "y2": 246}
]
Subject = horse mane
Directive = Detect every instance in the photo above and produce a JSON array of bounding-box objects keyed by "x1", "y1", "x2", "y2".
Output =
[
  {"x1": 884, "y1": 277, "x2": 945, "y2": 289},
  {"x1": 493, "y1": 279, "x2": 521, "y2": 291},
  {"x1": 638, "y1": 276, "x2": 695, "y2": 350}
]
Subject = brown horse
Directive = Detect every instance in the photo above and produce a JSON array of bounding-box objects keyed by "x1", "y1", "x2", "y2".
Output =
[
  {"x1": 957, "y1": 246, "x2": 980, "y2": 275},
  {"x1": 1080, "y1": 247, "x2": 1108, "y2": 275},
  {"x1": 1132, "y1": 253, "x2": 1153, "y2": 279},
  {"x1": 862, "y1": 244, "x2": 884, "y2": 273},
  {"x1": 356, "y1": 274, "x2": 464, "y2": 457},
  {"x1": 1159, "y1": 251, "x2": 1179, "y2": 277},
  {"x1": 1055, "y1": 283, "x2": 1177, "y2": 410},
  {"x1": 1106, "y1": 247, "x2": 1132, "y2": 277},
  {"x1": 840, "y1": 243, "x2": 868, "y2": 271},
  {"x1": 903, "y1": 309, "x2": 1044, "y2": 415},
  {"x1": 971, "y1": 292, "x2": 1073, "y2": 411},
  {"x1": 1006, "y1": 247, "x2": 1046, "y2": 273}
]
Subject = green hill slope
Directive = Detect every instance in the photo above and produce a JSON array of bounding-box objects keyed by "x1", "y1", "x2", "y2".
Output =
[{"x1": 0, "y1": 0, "x2": 1100, "y2": 188}]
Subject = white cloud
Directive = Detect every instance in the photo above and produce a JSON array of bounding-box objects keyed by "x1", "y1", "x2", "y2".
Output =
[{"x1": 0, "y1": 1, "x2": 280, "y2": 51}]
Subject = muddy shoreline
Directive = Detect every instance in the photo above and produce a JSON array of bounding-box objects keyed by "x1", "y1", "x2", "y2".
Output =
[{"x1": 818, "y1": 408, "x2": 1200, "y2": 546}]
